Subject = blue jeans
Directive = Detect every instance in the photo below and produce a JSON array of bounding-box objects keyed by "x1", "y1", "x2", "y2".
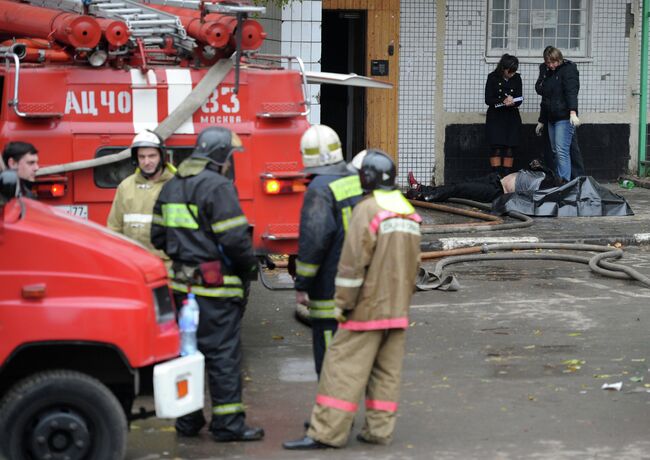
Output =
[{"x1": 547, "y1": 119, "x2": 574, "y2": 181}]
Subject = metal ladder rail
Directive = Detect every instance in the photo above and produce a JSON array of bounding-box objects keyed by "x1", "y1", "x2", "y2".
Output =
[{"x1": 89, "y1": 0, "x2": 194, "y2": 51}]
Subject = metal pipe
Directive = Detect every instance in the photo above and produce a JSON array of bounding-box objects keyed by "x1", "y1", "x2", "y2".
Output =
[
  {"x1": 421, "y1": 246, "x2": 482, "y2": 260},
  {"x1": 0, "y1": 43, "x2": 26, "y2": 60},
  {"x1": 638, "y1": 0, "x2": 649, "y2": 177},
  {"x1": 410, "y1": 199, "x2": 501, "y2": 221},
  {"x1": 0, "y1": 0, "x2": 101, "y2": 49},
  {"x1": 96, "y1": 18, "x2": 130, "y2": 48}
]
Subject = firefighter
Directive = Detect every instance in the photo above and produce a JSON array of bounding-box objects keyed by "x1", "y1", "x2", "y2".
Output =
[
  {"x1": 283, "y1": 150, "x2": 422, "y2": 450},
  {"x1": 151, "y1": 127, "x2": 263, "y2": 442},
  {"x1": 107, "y1": 130, "x2": 175, "y2": 263},
  {"x1": 295, "y1": 124, "x2": 363, "y2": 377},
  {"x1": 2, "y1": 141, "x2": 39, "y2": 198}
]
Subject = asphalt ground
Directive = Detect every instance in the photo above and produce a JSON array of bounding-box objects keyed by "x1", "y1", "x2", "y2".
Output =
[{"x1": 127, "y1": 181, "x2": 650, "y2": 459}]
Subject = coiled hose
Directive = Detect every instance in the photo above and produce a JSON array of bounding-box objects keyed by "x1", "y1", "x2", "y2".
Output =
[{"x1": 417, "y1": 242, "x2": 650, "y2": 291}]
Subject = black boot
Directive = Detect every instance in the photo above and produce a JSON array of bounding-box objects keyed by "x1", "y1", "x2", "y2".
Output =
[
  {"x1": 175, "y1": 410, "x2": 206, "y2": 437},
  {"x1": 211, "y1": 425, "x2": 265, "y2": 442},
  {"x1": 421, "y1": 185, "x2": 454, "y2": 202},
  {"x1": 283, "y1": 435, "x2": 332, "y2": 450}
]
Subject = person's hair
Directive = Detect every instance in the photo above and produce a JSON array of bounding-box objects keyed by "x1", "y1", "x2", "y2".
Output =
[
  {"x1": 2, "y1": 141, "x2": 37, "y2": 166},
  {"x1": 543, "y1": 46, "x2": 564, "y2": 63},
  {"x1": 495, "y1": 53, "x2": 519, "y2": 75}
]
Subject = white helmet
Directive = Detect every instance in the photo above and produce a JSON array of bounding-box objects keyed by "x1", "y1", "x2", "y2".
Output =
[
  {"x1": 347, "y1": 149, "x2": 368, "y2": 173},
  {"x1": 131, "y1": 130, "x2": 163, "y2": 151},
  {"x1": 300, "y1": 124, "x2": 344, "y2": 174}
]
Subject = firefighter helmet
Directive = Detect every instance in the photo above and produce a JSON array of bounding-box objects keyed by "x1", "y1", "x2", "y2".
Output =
[
  {"x1": 359, "y1": 149, "x2": 396, "y2": 192},
  {"x1": 192, "y1": 127, "x2": 243, "y2": 165},
  {"x1": 300, "y1": 124, "x2": 344, "y2": 174},
  {"x1": 347, "y1": 149, "x2": 368, "y2": 173},
  {"x1": 130, "y1": 130, "x2": 164, "y2": 166}
]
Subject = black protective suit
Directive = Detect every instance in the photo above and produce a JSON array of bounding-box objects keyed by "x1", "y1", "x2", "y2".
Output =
[
  {"x1": 152, "y1": 156, "x2": 257, "y2": 438},
  {"x1": 294, "y1": 162, "x2": 363, "y2": 376}
]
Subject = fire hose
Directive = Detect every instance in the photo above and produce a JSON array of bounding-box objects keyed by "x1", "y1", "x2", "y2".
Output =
[{"x1": 416, "y1": 242, "x2": 650, "y2": 291}]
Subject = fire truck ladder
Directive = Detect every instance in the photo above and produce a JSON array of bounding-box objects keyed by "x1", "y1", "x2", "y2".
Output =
[{"x1": 23, "y1": 0, "x2": 195, "y2": 52}]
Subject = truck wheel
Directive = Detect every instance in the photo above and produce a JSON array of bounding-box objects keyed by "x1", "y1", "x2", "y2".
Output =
[{"x1": 0, "y1": 369, "x2": 127, "y2": 460}]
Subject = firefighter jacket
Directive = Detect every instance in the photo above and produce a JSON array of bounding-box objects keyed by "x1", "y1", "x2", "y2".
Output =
[
  {"x1": 295, "y1": 164, "x2": 363, "y2": 320},
  {"x1": 107, "y1": 165, "x2": 175, "y2": 263},
  {"x1": 334, "y1": 190, "x2": 421, "y2": 331},
  {"x1": 151, "y1": 157, "x2": 257, "y2": 299}
]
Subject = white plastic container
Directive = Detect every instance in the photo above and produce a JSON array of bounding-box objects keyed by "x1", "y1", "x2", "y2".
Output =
[{"x1": 153, "y1": 351, "x2": 205, "y2": 418}]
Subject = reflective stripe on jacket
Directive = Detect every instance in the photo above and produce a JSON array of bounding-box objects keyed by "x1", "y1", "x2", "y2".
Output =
[
  {"x1": 335, "y1": 190, "x2": 422, "y2": 331},
  {"x1": 295, "y1": 167, "x2": 363, "y2": 310},
  {"x1": 107, "y1": 165, "x2": 175, "y2": 263},
  {"x1": 151, "y1": 157, "x2": 257, "y2": 298}
]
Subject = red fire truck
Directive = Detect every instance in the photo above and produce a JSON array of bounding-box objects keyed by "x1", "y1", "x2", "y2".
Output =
[
  {"x1": 0, "y1": 0, "x2": 305, "y2": 260},
  {"x1": 0, "y1": 0, "x2": 389, "y2": 259},
  {"x1": 0, "y1": 169, "x2": 204, "y2": 460}
]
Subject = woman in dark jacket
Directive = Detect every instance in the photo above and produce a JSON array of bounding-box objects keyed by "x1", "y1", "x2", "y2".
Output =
[
  {"x1": 485, "y1": 53, "x2": 522, "y2": 176},
  {"x1": 535, "y1": 46, "x2": 580, "y2": 182}
]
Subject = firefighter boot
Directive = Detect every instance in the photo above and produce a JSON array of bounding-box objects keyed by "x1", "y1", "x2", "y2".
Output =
[
  {"x1": 210, "y1": 413, "x2": 264, "y2": 442},
  {"x1": 283, "y1": 435, "x2": 332, "y2": 450},
  {"x1": 175, "y1": 410, "x2": 206, "y2": 437},
  {"x1": 211, "y1": 425, "x2": 265, "y2": 442}
]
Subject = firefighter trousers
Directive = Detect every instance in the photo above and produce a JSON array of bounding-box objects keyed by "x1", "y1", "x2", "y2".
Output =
[
  {"x1": 312, "y1": 318, "x2": 338, "y2": 377},
  {"x1": 306, "y1": 328, "x2": 406, "y2": 447},
  {"x1": 174, "y1": 293, "x2": 247, "y2": 436}
]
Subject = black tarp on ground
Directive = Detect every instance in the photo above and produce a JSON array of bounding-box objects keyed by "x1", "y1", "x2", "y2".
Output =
[{"x1": 491, "y1": 176, "x2": 634, "y2": 217}]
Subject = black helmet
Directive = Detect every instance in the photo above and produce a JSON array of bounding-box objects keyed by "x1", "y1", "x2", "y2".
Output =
[
  {"x1": 192, "y1": 127, "x2": 243, "y2": 165},
  {"x1": 359, "y1": 149, "x2": 396, "y2": 192}
]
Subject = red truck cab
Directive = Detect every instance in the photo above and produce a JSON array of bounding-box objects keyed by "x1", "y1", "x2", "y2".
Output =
[{"x1": 0, "y1": 170, "x2": 202, "y2": 460}]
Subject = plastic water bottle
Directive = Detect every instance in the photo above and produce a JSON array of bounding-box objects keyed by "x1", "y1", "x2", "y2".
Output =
[
  {"x1": 178, "y1": 293, "x2": 199, "y2": 356},
  {"x1": 619, "y1": 179, "x2": 635, "y2": 190}
]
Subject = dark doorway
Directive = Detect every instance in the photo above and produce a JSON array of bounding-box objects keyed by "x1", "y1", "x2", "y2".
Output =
[{"x1": 321, "y1": 10, "x2": 367, "y2": 161}]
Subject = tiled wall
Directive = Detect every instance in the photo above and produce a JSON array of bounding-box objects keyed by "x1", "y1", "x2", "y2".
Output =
[
  {"x1": 397, "y1": 1, "x2": 437, "y2": 186},
  {"x1": 444, "y1": 0, "x2": 630, "y2": 114},
  {"x1": 258, "y1": 0, "x2": 637, "y2": 182},
  {"x1": 258, "y1": 1, "x2": 322, "y2": 125}
]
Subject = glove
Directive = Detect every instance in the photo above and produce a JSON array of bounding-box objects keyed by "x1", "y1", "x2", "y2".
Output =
[
  {"x1": 333, "y1": 307, "x2": 348, "y2": 323},
  {"x1": 569, "y1": 113, "x2": 581, "y2": 127},
  {"x1": 296, "y1": 291, "x2": 310, "y2": 306},
  {"x1": 535, "y1": 122, "x2": 544, "y2": 136}
]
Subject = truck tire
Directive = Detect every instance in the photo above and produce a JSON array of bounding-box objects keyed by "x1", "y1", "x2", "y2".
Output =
[{"x1": 0, "y1": 369, "x2": 127, "y2": 460}]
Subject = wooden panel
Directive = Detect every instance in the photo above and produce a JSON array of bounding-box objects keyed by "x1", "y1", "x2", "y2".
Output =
[{"x1": 323, "y1": 0, "x2": 400, "y2": 162}]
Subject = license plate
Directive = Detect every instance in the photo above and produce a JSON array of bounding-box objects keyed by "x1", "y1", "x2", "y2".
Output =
[{"x1": 56, "y1": 205, "x2": 89, "y2": 219}]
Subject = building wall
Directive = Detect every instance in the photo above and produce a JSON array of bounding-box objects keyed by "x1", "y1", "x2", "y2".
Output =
[
  {"x1": 397, "y1": 1, "x2": 436, "y2": 186},
  {"x1": 438, "y1": 0, "x2": 635, "y2": 182},
  {"x1": 258, "y1": 1, "x2": 322, "y2": 125},
  {"x1": 259, "y1": 0, "x2": 643, "y2": 185}
]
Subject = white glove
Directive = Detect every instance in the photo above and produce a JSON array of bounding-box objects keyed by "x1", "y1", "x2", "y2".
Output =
[
  {"x1": 535, "y1": 122, "x2": 544, "y2": 136},
  {"x1": 334, "y1": 307, "x2": 348, "y2": 323},
  {"x1": 569, "y1": 113, "x2": 581, "y2": 127},
  {"x1": 295, "y1": 291, "x2": 310, "y2": 306}
]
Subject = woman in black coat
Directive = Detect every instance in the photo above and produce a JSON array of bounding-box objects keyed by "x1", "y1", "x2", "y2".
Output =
[
  {"x1": 485, "y1": 53, "x2": 523, "y2": 176},
  {"x1": 535, "y1": 46, "x2": 580, "y2": 182}
]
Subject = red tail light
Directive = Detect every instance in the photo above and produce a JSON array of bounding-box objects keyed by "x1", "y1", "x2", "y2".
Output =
[
  {"x1": 262, "y1": 177, "x2": 307, "y2": 195},
  {"x1": 34, "y1": 182, "x2": 67, "y2": 198},
  {"x1": 50, "y1": 183, "x2": 65, "y2": 197}
]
